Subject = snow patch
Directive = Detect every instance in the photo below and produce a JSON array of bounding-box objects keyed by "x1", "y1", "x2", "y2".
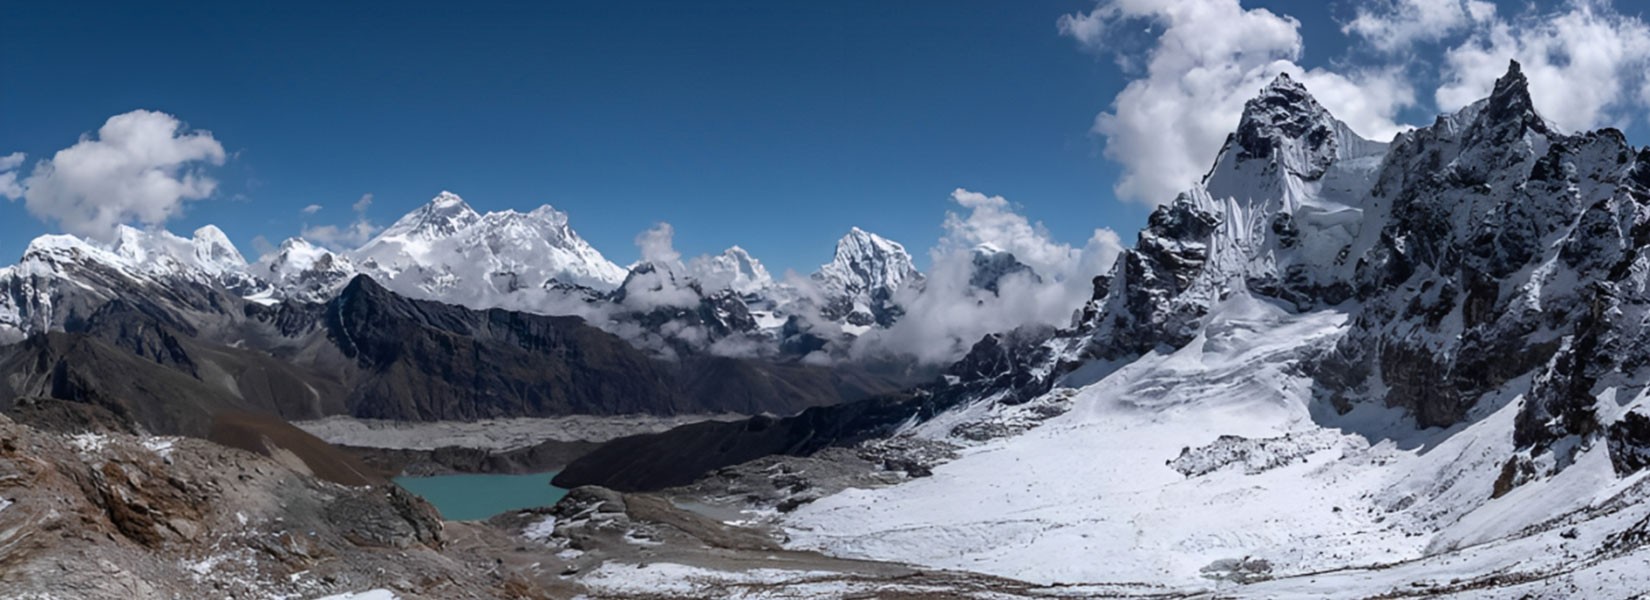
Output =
[
  {"x1": 314, "y1": 590, "x2": 400, "y2": 600},
  {"x1": 522, "y1": 516, "x2": 557, "y2": 543}
]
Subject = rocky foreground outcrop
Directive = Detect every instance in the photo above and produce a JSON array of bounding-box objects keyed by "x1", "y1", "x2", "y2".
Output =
[
  {"x1": 0, "y1": 412, "x2": 1072, "y2": 599},
  {"x1": 0, "y1": 415, "x2": 551, "y2": 599}
]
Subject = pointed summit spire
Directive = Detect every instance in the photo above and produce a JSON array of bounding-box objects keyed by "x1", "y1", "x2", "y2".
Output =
[
  {"x1": 816, "y1": 227, "x2": 920, "y2": 297},
  {"x1": 1227, "y1": 71, "x2": 1344, "y2": 174},
  {"x1": 1482, "y1": 59, "x2": 1547, "y2": 134},
  {"x1": 1261, "y1": 72, "x2": 1308, "y2": 95}
]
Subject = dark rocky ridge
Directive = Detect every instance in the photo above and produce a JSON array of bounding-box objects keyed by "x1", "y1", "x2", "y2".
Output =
[
  {"x1": 3, "y1": 270, "x2": 906, "y2": 425},
  {"x1": 321, "y1": 275, "x2": 904, "y2": 419},
  {"x1": 0, "y1": 270, "x2": 910, "y2": 487},
  {"x1": 554, "y1": 324, "x2": 1057, "y2": 491}
]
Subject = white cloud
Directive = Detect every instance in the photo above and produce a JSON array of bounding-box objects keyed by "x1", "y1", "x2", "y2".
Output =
[
  {"x1": 1056, "y1": 8, "x2": 1107, "y2": 50},
  {"x1": 1061, "y1": 0, "x2": 1415, "y2": 206},
  {"x1": 0, "y1": 152, "x2": 23, "y2": 200},
  {"x1": 635, "y1": 222, "x2": 682, "y2": 266},
  {"x1": 11, "y1": 110, "x2": 225, "y2": 240},
  {"x1": 301, "y1": 221, "x2": 379, "y2": 249},
  {"x1": 251, "y1": 235, "x2": 276, "y2": 259},
  {"x1": 853, "y1": 189, "x2": 1123, "y2": 364},
  {"x1": 1434, "y1": 2, "x2": 1650, "y2": 132},
  {"x1": 1343, "y1": 0, "x2": 1496, "y2": 53},
  {"x1": 618, "y1": 222, "x2": 700, "y2": 311},
  {"x1": 301, "y1": 204, "x2": 322, "y2": 215},
  {"x1": 940, "y1": 189, "x2": 1091, "y2": 277},
  {"x1": 302, "y1": 192, "x2": 380, "y2": 249}
]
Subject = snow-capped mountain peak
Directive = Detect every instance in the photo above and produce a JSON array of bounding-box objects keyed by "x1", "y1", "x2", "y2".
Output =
[
  {"x1": 689, "y1": 245, "x2": 775, "y2": 296},
  {"x1": 26, "y1": 224, "x2": 253, "y2": 280},
  {"x1": 968, "y1": 243, "x2": 1039, "y2": 294},
  {"x1": 775, "y1": 57, "x2": 1650, "y2": 597},
  {"x1": 352, "y1": 192, "x2": 628, "y2": 305},
  {"x1": 262, "y1": 237, "x2": 352, "y2": 279},
  {"x1": 373, "y1": 190, "x2": 482, "y2": 243},
  {"x1": 190, "y1": 225, "x2": 249, "y2": 272},
  {"x1": 816, "y1": 227, "x2": 920, "y2": 297},
  {"x1": 251, "y1": 237, "x2": 357, "y2": 304},
  {"x1": 810, "y1": 227, "x2": 922, "y2": 329}
]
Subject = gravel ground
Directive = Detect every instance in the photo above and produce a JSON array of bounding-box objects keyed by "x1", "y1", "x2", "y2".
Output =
[{"x1": 294, "y1": 414, "x2": 747, "y2": 451}]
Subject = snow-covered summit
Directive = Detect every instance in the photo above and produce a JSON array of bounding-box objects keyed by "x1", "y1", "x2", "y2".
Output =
[
  {"x1": 18, "y1": 224, "x2": 251, "y2": 283},
  {"x1": 0, "y1": 224, "x2": 271, "y2": 339},
  {"x1": 689, "y1": 246, "x2": 775, "y2": 296},
  {"x1": 351, "y1": 192, "x2": 628, "y2": 302},
  {"x1": 188, "y1": 225, "x2": 248, "y2": 272},
  {"x1": 0, "y1": 190, "x2": 933, "y2": 358},
  {"x1": 371, "y1": 190, "x2": 482, "y2": 243},
  {"x1": 812, "y1": 227, "x2": 922, "y2": 328},
  {"x1": 967, "y1": 244, "x2": 1039, "y2": 294},
  {"x1": 815, "y1": 228, "x2": 919, "y2": 295},
  {"x1": 253, "y1": 238, "x2": 357, "y2": 304}
]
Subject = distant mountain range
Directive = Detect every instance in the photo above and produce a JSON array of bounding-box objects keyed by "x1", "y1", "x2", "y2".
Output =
[{"x1": 1, "y1": 188, "x2": 1041, "y2": 364}]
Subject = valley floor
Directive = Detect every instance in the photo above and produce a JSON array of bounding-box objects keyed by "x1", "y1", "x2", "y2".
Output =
[{"x1": 295, "y1": 414, "x2": 746, "y2": 452}]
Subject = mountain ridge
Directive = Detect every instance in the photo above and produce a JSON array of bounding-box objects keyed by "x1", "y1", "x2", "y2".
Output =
[
  {"x1": 1, "y1": 191, "x2": 951, "y2": 362},
  {"x1": 551, "y1": 61, "x2": 1650, "y2": 594}
]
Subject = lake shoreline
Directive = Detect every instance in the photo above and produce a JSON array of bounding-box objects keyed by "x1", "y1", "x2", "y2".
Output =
[{"x1": 394, "y1": 471, "x2": 570, "y2": 521}]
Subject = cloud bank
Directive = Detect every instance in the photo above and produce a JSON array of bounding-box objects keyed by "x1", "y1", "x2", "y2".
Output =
[
  {"x1": 1343, "y1": 0, "x2": 1497, "y2": 53},
  {"x1": 853, "y1": 188, "x2": 1123, "y2": 364},
  {"x1": 302, "y1": 193, "x2": 381, "y2": 249},
  {"x1": 6, "y1": 110, "x2": 226, "y2": 240},
  {"x1": 0, "y1": 152, "x2": 24, "y2": 200}
]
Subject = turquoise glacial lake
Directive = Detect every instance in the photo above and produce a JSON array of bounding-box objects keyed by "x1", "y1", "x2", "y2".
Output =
[{"x1": 393, "y1": 472, "x2": 569, "y2": 521}]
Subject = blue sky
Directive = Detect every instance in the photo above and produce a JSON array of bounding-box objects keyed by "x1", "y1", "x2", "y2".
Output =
[{"x1": 3, "y1": 0, "x2": 1644, "y2": 274}]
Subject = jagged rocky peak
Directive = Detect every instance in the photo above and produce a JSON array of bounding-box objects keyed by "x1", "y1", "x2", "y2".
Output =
[
  {"x1": 815, "y1": 227, "x2": 921, "y2": 296},
  {"x1": 1232, "y1": 73, "x2": 1333, "y2": 160},
  {"x1": 811, "y1": 227, "x2": 923, "y2": 329},
  {"x1": 1318, "y1": 59, "x2": 1650, "y2": 446},
  {"x1": 1213, "y1": 72, "x2": 1387, "y2": 191},
  {"x1": 1477, "y1": 59, "x2": 1547, "y2": 135},
  {"x1": 935, "y1": 56, "x2": 1650, "y2": 502}
]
